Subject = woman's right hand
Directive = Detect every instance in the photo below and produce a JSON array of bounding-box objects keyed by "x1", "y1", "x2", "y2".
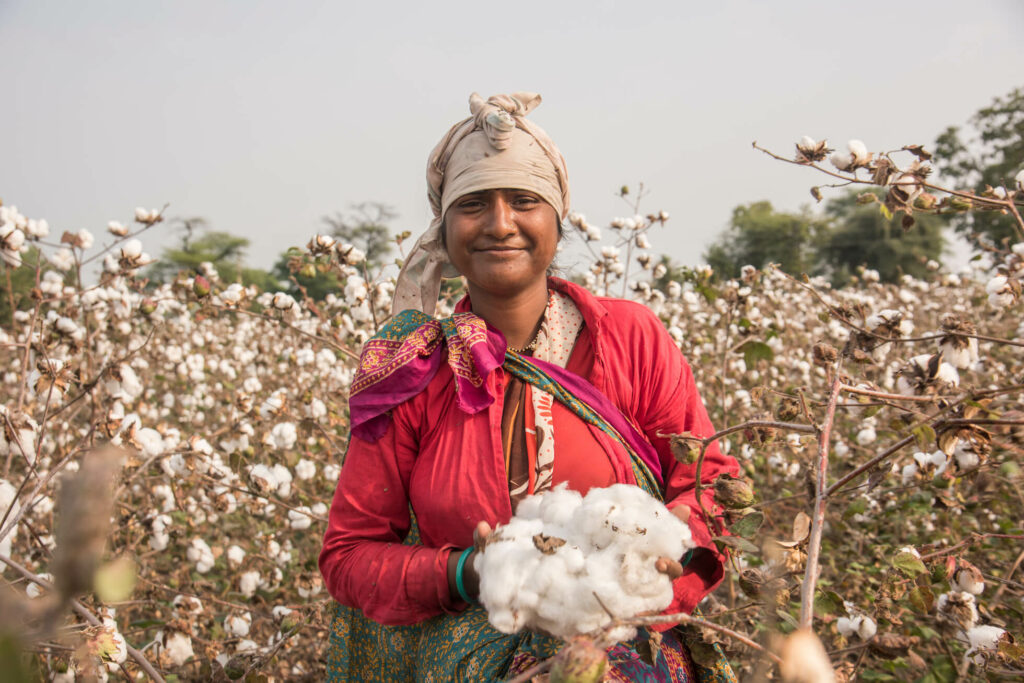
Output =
[{"x1": 447, "y1": 521, "x2": 493, "y2": 602}]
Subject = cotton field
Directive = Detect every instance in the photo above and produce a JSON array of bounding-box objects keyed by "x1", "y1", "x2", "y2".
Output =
[{"x1": 0, "y1": 183, "x2": 1022, "y2": 681}]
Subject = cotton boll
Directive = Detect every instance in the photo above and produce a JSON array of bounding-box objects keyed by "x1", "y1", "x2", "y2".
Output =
[
  {"x1": 0, "y1": 479, "x2": 20, "y2": 559},
  {"x1": 951, "y1": 561, "x2": 985, "y2": 595},
  {"x1": 856, "y1": 616, "x2": 877, "y2": 640},
  {"x1": 964, "y1": 625, "x2": 1007, "y2": 665},
  {"x1": 186, "y1": 538, "x2": 215, "y2": 573},
  {"x1": 156, "y1": 631, "x2": 194, "y2": 667},
  {"x1": 288, "y1": 506, "x2": 313, "y2": 530},
  {"x1": 225, "y1": 612, "x2": 252, "y2": 637},
  {"x1": 476, "y1": 484, "x2": 693, "y2": 643},
  {"x1": 294, "y1": 458, "x2": 316, "y2": 480},
  {"x1": 239, "y1": 570, "x2": 262, "y2": 598}
]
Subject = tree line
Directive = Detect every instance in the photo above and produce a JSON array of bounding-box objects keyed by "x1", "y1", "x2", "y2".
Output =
[{"x1": 2, "y1": 86, "x2": 1020, "y2": 323}]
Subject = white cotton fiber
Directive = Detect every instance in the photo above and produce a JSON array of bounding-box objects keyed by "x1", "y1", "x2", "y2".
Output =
[{"x1": 475, "y1": 483, "x2": 693, "y2": 643}]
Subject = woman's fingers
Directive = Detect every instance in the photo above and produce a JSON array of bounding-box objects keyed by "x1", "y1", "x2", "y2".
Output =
[
  {"x1": 670, "y1": 505, "x2": 691, "y2": 523},
  {"x1": 473, "y1": 521, "x2": 493, "y2": 551},
  {"x1": 655, "y1": 556, "x2": 684, "y2": 579}
]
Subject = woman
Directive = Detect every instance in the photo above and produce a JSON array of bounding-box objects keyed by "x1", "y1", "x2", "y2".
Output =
[{"x1": 319, "y1": 92, "x2": 739, "y2": 682}]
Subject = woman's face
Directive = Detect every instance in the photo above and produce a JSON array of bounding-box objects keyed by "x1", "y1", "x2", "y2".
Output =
[{"x1": 444, "y1": 188, "x2": 559, "y2": 298}]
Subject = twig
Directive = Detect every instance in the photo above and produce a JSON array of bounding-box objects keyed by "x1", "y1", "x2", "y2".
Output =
[
  {"x1": 0, "y1": 553, "x2": 166, "y2": 682},
  {"x1": 505, "y1": 658, "x2": 553, "y2": 683},
  {"x1": 618, "y1": 612, "x2": 782, "y2": 665},
  {"x1": 799, "y1": 374, "x2": 841, "y2": 629},
  {"x1": 825, "y1": 435, "x2": 916, "y2": 497}
]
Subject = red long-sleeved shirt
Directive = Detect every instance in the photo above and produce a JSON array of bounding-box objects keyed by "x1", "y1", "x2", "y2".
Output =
[{"x1": 319, "y1": 278, "x2": 739, "y2": 625}]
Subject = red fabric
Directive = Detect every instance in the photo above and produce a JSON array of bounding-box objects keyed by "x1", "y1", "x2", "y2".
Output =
[
  {"x1": 319, "y1": 278, "x2": 740, "y2": 626},
  {"x1": 545, "y1": 388, "x2": 618, "y2": 494}
]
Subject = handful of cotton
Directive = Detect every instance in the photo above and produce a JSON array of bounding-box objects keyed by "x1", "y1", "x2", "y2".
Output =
[{"x1": 475, "y1": 483, "x2": 693, "y2": 644}]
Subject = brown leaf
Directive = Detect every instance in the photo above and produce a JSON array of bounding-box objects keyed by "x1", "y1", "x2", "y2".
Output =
[
  {"x1": 791, "y1": 511, "x2": 811, "y2": 543},
  {"x1": 810, "y1": 186, "x2": 823, "y2": 202},
  {"x1": 532, "y1": 534, "x2": 566, "y2": 555},
  {"x1": 871, "y1": 158, "x2": 894, "y2": 186},
  {"x1": 901, "y1": 214, "x2": 915, "y2": 231},
  {"x1": 869, "y1": 633, "x2": 920, "y2": 658},
  {"x1": 902, "y1": 144, "x2": 933, "y2": 161}
]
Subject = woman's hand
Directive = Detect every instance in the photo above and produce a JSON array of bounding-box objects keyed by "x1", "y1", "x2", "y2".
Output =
[
  {"x1": 655, "y1": 505, "x2": 691, "y2": 579},
  {"x1": 447, "y1": 521, "x2": 492, "y2": 602}
]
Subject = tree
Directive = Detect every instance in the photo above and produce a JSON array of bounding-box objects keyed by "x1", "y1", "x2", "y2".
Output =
[
  {"x1": 816, "y1": 190, "x2": 945, "y2": 285},
  {"x1": 321, "y1": 202, "x2": 395, "y2": 269},
  {"x1": 149, "y1": 218, "x2": 278, "y2": 289},
  {"x1": 1, "y1": 247, "x2": 51, "y2": 325},
  {"x1": 271, "y1": 247, "x2": 343, "y2": 301},
  {"x1": 704, "y1": 201, "x2": 821, "y2": 279},
  {"x1": 934, "y1": 86, "x2": 1024, "y2": 246}
]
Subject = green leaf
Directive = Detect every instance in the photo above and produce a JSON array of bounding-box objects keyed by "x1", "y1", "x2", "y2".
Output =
[
  {"x1": 729, "y1": 511, "x2": 765, "y2": 539},
  {"x1": 712, "y1": 535, "x2": 759, "y2": 554},
  {"x1": 843, "y1": 498, "x2": 868, "y2": 520},
  {"x1": 737, "y1": 340, "x2": 774, "y2": 367},
  {"x1": 914, "y1": 654, "x2": 955, "y2": 683},
  {"x1": 911, "y1": 424, "x2": 936, "y2": 452},
  {"x1": 814, "y1": 590, "x2": 845, "y2": 616},
  {"x1": 892, "y1": 551, "x2": 928, "y2": 577}
]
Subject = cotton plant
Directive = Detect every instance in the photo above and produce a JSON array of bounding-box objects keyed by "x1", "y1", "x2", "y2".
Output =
[{"x1": 1, "y1": 188, "x2": 1022, "y2": 680}]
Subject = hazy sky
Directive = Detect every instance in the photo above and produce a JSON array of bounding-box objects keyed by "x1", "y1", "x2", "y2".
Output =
[{"x1": 2, "y1": 1, "x2": 1022, "y2": 276}]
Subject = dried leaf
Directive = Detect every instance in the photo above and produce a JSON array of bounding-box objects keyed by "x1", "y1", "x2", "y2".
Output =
[
  {"x1": 903, "y1": 144, "x2": 933, "y2": 161},
  {"x1": 532, "y1": 534, "x2": 566, "y2": 555},
  {"x1": 908, "y1": 585, "x2": 935, "y2": 613},
  {"x1": 791, "y1": 511, "x2": 811, "y2": 543}
]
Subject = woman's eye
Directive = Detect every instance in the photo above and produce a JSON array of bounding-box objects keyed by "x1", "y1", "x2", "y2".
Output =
[{"x1": 513, "y1": 195, "x2": 539, "y2": 208}]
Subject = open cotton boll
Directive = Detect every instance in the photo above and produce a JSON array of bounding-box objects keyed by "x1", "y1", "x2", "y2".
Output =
[{"x1": 476, "y1": 483, "x2": 693, "y2": 643}]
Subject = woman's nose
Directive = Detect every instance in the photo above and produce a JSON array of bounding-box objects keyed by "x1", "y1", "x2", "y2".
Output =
[{"x1": 484, "y1": 195, "x2": 516, "y2": 238}]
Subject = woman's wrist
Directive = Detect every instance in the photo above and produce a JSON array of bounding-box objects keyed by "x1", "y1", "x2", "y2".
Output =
[{"x1": 446, "y1": 548, "x2": 479, "y2": 603}]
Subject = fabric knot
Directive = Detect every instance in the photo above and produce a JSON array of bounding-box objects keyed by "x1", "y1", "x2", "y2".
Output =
[{"x1": 469, "y1": 92, "x2": 542, "y2": 151}]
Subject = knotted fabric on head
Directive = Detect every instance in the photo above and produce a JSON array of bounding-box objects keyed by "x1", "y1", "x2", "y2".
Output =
[{"x1": 392, "y1": 92, "x2": 570, "y2": 315}]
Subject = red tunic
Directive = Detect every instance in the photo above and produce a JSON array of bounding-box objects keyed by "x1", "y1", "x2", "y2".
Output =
[{"x1": 319, "y1": 278, "x2": 739, "y2": 625}]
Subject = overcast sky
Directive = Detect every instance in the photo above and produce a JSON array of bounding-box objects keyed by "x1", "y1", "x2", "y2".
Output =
[{"x1": 2, "y1": 1, "x2": 1022, "y2": 276}]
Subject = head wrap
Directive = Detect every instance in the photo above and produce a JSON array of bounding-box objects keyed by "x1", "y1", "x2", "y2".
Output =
[{"x1": 392, "y1": 92, "x2": 570, "y2": 315}]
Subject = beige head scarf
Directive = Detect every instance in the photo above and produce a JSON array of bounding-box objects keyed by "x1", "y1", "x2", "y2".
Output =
[{"x1": 392, "y1": 92, "x2": 570, "y2": 315}]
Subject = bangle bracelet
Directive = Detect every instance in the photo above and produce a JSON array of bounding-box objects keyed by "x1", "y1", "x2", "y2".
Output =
[
  {"x1": 455, "y1": 547, "x2": 476, "y2": 604},
  {"x1": 680, "y1": 549, "x2": 695, "y2": 569}
]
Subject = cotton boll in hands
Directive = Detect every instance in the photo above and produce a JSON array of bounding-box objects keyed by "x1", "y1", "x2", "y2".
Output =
[{"x1": 475, "y1": 483, "x2": 693, "y2": 643}]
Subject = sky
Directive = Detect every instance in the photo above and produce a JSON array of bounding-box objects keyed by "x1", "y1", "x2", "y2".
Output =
[{"x1": 2, "y1": 0, "x2": 1022, "y2": 277}]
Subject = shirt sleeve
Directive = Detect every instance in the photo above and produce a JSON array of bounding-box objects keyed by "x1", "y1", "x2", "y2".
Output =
[
  {"x1": 628, "y1": 306, "x2": 741, "y2": 615},
  {"x1": 318, "y1": 404, "x2": 464, "y2": 626}
]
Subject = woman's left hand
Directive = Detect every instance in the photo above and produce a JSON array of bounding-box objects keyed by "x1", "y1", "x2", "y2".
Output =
[{"x1": 655, "y1": 505, "x2": 691, "y2": 579}]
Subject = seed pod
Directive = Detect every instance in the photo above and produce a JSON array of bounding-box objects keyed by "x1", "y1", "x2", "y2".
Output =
[
  {"x1": 193, "y1": 275, "x2": 211, "y2": 297},
  {"x1": 713, "y1": 474, "x2": 755, "y2": 509},
  {"x1": 549, "y1": 636, "x2": 608, "y2": 683}
]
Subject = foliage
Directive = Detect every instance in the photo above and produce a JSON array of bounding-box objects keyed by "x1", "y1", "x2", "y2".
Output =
[
  {"x1": 704, "y1": 201, "x2": 822, "y2": 279},
  {"x1": 935, "y1": 86, "x2": 1024, "y2": 246},
  {"x1": 0, "y1": 140, "x2": 1022, "y2": 680},
  {"x1": 321, "y1": 202, "x2": 396, "y2": 270},
  {"x1": 817, "y1": 189, "x2": 946, "y2": 285},
  {"x1": 148, "y1": 218, "x2": 279, "y2": 290},
  {"x1": 0, "y1": 246, "x2": 50, "y2": 325}
]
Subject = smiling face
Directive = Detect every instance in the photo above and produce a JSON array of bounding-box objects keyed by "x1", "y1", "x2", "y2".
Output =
[{"x1": 444, "y1": 188, "x2": 560, "y2": 299}]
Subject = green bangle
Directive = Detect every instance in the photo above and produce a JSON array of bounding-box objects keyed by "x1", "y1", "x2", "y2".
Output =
[
  {"x1": 680, "y1": 549, "x2": 695, "y2": 569},
  {"x1": 455, "y1": 547, "x2": 476, "y2": 604}
]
